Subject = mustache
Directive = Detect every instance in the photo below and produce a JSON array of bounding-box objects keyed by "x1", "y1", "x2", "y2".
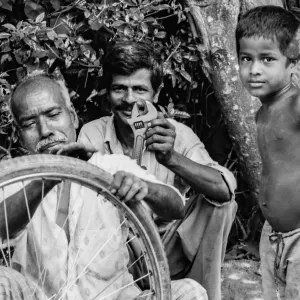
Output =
[
  {"x1": 115, "y1": 103, "x2": 134, "y2": 111},
  {"x1": 36, "y1": 137, "x2": 68, "y2": 153}
]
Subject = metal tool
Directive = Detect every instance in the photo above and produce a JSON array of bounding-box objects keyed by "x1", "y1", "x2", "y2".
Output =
[{"x1": 126, "y1": 100, "x2": 158, "y2": 166}]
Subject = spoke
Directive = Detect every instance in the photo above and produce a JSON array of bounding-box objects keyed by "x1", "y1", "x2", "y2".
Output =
[
  {"x1": 91, "y1": 252, "x2": 146, "y2": 300},
  {"x1": 22, "y1": 181, "x2": 41, "y2": 275},
  {"x1": 32, "y1": 181, "x2": 81, "y2": 295},
  {"x1": 55, "y1": 180, "x2": 64, "y2": 221},
  {"x1": 0, "y1": 246, "x2": 9, "y2": 267},
  {"x1": 2, "y1": 187, "x2": 11, "y2": 268},
  {"x1": 135, "y1": 290, "x2": 155, "y2": 299},
  {"x1": 57, "y1": 218, "x2": 127, "y2": 300},
  {"x1": 125, "y1": 234, "x2": 138, "y2": 245},
  {"x1": 68, "y1": 199, "x2": 103, "y2": 276},
  {"x1": 97, "y1": 272, "x2": 151, "y2": 300}
]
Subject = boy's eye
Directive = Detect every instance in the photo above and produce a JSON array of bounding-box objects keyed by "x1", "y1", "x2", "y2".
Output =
[
  {"x1": 263, "y1": 57, "x2": 274, "y2": 63},
  {"x1": 240, "y1": 56, "x2": 251, "y2": 62}
]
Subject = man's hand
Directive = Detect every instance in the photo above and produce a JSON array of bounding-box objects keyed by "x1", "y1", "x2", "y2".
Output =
[
  {"x1": 145, "y1": 112, "x2": 176, "y2": 165},
  {"x1": 49, "y1": 142, "x2": 97, "y2": 161},
  {"x1": 109, "y1": 171, "x2": 148, "y2": 203}
]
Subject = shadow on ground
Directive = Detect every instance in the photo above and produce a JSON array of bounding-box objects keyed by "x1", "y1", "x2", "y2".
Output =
[{"x1": 221, "y1": 259, "x2": 263, "y2": 300}]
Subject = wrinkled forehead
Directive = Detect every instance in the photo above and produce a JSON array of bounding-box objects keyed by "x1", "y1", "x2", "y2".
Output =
[
  {"x1": 12, "y1": 79, "x2": 60, "y2": 109},
  {"x1": 11, "y1": 80, "x2": 63, "y2": 121}
]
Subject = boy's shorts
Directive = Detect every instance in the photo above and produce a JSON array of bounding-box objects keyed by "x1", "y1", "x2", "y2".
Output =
[{"x1": 260, "y1": 221, "x2": 300, "y2": 300}]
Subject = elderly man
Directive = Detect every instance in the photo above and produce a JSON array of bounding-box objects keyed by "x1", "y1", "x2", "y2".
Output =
[
  {"x1": 0, "y1": 72, "x2": 207, "y2": 300},
  {"x1": 78, "y1": 41, "x2": 238, "y2": 300}
]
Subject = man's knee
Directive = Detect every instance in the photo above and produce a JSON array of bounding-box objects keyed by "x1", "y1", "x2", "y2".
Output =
[{"x1": 171, "y1": 278, "x2": 208, "y2": 300}]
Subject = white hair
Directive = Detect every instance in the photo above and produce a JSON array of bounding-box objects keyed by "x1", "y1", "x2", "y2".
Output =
[{"x1": 9, "y1": 70, "x2": 73, "y2": 125}]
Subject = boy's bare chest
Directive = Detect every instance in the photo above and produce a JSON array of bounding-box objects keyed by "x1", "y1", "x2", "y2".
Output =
[{"x1": 258, "y1": 102, "x2": 298, "y2": 140}]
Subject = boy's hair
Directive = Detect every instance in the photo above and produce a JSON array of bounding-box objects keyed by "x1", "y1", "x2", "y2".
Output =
[
  {"x1": 236, "y1": 5, "x2": 300, "y2": 58},
  {"x1": 103, "y1": 40, "x2": 163, "y2": 93}
]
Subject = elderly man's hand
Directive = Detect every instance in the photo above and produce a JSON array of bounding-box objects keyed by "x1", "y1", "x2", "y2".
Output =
[
  {"x1": 49, "y1": 142, "x2": 97, "y2": 161},
  {"x1": 145, "y1": 112, "x2": 176, "y2": 165},
  {"x1": 109, "y1": 171, "x2": 148, "y2": 203}
]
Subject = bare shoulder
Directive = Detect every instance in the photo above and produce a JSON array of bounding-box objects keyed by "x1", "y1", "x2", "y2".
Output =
[{"x1": 289, "y1": 86, "x2": 300, "y2": 114}]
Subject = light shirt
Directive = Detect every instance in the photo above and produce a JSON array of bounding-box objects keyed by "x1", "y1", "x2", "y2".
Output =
[
  {"x1": 78, "y1": 116, "x2": 237, "y2": 202},
  {"x1": 0, "y1": 153, "x2": 174, "y2": 300}
]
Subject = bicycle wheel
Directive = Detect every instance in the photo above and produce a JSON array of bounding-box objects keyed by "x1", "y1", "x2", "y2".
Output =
[{"x1": 0, "y1": 154, "x2": 171, "y2": 300}]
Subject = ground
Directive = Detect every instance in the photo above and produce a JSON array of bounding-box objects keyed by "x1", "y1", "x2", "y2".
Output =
[{"x1": 221, "y1": 259, "x2": 263, "y2": 300}]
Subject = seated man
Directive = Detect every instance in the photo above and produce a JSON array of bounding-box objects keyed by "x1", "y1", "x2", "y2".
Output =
[
  {"x1": 0, "y1": 72, "x2": 207, "y2": 300},
  {"x1": 78, "y1": 41, "x2": 238, "y2": 300}
]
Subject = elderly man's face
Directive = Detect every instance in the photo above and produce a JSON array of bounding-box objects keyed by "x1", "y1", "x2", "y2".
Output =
[{"x1": 12, "y1": 82, "x2": 78, "y2": 154}]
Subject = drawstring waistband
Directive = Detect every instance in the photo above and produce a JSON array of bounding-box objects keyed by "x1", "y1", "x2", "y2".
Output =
[{"x1": 269, "y1": 232, "x2": 285, "y2": 300}]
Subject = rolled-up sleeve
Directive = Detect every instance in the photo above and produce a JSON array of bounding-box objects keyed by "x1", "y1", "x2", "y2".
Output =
[
  {"x1": 89, "y1": 153, "x2": 185, "y2": 204},
  {"x1": 172, "y1": 120, "x2": 237, "y2": 206}
]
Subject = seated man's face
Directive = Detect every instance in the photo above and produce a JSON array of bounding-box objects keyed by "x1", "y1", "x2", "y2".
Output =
[
  {"x1": 12, "y1": 81, "x2": 78, "y2": 154},
  {"x1": 109, "y1": 68, "x2": 155, "y2": 125}
]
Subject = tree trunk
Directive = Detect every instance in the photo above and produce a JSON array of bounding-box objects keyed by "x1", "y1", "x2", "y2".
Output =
[{"x1": 185, "y1": 0, "x2": 283, "y2": 207}]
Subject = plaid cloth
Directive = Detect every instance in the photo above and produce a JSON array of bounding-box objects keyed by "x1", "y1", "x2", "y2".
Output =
[
  {"x1": 0, "y1": 267, "x2": 46, "y2": 300},
  {"x1": 0, "y1": 267, "x2": 207, "y2": 300},
  {"x1": 136, "y1": 279, "x2": 208, "y2": 300}
]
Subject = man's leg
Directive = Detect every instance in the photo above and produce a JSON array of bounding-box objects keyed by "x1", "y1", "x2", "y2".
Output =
[
  {"x1": 0, "y1": 266, "x2": 46, "y2": 300},
  {"x1": 164, "y1": 195, "x2": 237, "y2": 300},
  {"x1": 135, "y1": 279, "x2": 207, "y2": 300}
]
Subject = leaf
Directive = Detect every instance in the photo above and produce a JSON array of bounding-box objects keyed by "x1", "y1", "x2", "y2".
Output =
[
  {"x1": 112, "y1": 20, "x2": 125, "y2": 27},
  {"x1": 123, "y1": 25, "x2": 134, "y2": 37},
  {"x1": 24, "y1": 0, "x2": 45, "y2": 21},
  {"x1": 178, "y1": 69, "x2": 192, "y2": 82},
  {"x1": 0, "y1": 32, "x2": 10, "y2": 39},
  {"x1": 0, "y1": 0, "x2": 13, "y2": 11},
  {"x1": 0, "y1": 39, "x2": 11, "y2": 53},
  {"x1": 65, "y1": 57, "x2": 72, "y2": 68},
  {"x1": 50, "y1": 0, "x2": 60, "y2": 11},
  {"x1": 89, "y1": 19, "x2": 102, "y2": 31},
  {"x1": 35, "y1": 12, "x2": 45, "y2": 23},
  {"x1": 2, "y1": 23, "x2": 16, "y2": 31},
  {"x1": 154, "y1": 31, "x2": 166, "y2": 39},
  {"x1": 46, "y1": 30, "x2": 57, "y2": 40}
]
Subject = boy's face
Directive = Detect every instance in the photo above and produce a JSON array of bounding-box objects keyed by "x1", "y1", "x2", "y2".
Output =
[{"x1": 238, "y1": 36, "x2": 294, "y2": 101}]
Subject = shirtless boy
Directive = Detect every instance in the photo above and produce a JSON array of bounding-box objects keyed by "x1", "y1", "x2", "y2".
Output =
[{"x1": 236, "y1": 5, "x2": 300, "y2": 300}]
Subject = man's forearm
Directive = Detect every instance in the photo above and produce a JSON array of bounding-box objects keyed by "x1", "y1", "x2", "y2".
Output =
[
  {"x1": 143, "y1": 181, "x2": 184, "y2": 220},
  {"x1": 163, "y1": 151, "x2": 231, "y2": 202},
  {"x1": 0, "y1": 180, "x2": 57, "y2": 240}
]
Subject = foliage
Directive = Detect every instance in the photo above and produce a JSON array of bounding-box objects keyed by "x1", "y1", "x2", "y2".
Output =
[
  {"x1": 0, "y1": 0, "x2": 242, "y2": 244},
  {"x1": 0, "y1": 0, "x2": 208, "y2": 147}
]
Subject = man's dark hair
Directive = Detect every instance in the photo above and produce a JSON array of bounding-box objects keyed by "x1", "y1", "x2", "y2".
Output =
[
  {"x1": 103, "y1": 41, "x2": 163, "y2": 93},
  {"x1": 236, "y1": 5, "x2": 299, "y2": 57}
]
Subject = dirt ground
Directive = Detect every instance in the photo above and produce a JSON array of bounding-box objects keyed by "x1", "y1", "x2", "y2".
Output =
[{"x1": 221, "y1": 259, "x2": 263, "y2": 300}]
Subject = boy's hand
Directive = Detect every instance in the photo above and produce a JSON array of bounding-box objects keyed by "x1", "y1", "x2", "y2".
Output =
[
  {"x1": 49, "y1": 142, "x2": 97, "y2": 161},
  {"x1": 145, "y1": 112, "x2": 176, "y2": 164},
  {"x1": 109, "y1": 171, "x2": 148, "y2": 202}
]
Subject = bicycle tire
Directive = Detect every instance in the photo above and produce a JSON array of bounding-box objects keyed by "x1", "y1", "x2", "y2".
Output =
[{"x1": 0, "y1": 154, "x2": 171, "y2": 300}]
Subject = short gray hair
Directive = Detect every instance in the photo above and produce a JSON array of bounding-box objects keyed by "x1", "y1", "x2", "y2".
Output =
[{"x1": 9, "y1": 70, "x2": 72, "y2": 125}]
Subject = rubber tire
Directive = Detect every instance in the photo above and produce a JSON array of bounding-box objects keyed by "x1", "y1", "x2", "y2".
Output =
[{"x1": 0, "y1": 154, "x2": 171, "y2": 300}]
